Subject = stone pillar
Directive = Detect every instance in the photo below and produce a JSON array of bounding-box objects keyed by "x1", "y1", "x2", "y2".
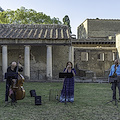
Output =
[
  {"x1": 24, "y1": 45, "x2": 30, "y2": 80},
  {"x1": 2, "y1": 45, "x2": 8, "y2": 81},
  {"x1": 116, "y1": 34, "x2": 120, "y2": 62},
  {"x1": 69, "y1": 46, "x2": 74, "y2": 67},
  {"x1": 69, "y1": 46, "x2": 72, "y2": 62},
  {"x1": 46, "y1": 45, "x2": 52, "y2": 80},
  {"x1": 72, "y1": 46, "x2": 74, "y2": 67}
]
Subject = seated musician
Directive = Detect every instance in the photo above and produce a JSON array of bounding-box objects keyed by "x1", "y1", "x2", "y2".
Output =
[
  {"x1": 109, "y1": 59, "x2": 120, "y2": 100},
  {"x1": 5, "y1": 61, "x2": 23, "y2": 103}
]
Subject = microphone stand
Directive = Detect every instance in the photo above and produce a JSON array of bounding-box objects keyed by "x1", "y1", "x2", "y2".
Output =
[
  {"x1": 106, "y1": 78, "x2": 119, "y2": 108},
  {"x1": 106, "y1": 98, "x2": 119, "y2": 108}
]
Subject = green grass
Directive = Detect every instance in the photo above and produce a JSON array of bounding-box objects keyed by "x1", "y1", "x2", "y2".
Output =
[{"x1": 0, "y1": 82, "x2": 120, "y2": 120}]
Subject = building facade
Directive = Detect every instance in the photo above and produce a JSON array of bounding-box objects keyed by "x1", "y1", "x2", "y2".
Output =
[
  {"x1": 0, "y1": 24, "x2": 72, "y2": 81},
  {"x1": 74, "y1": 19, "x2": 120, "y2": 79},
  {"x1": 1, "y1": 19, "x2": 120, "y2": 81},
  {"x1": 77, "y1": 18, "x2": 120, "y2": 39}
]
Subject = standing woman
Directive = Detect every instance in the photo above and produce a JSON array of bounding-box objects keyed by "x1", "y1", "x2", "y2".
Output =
[{"x1": 60, "y1": 61, "x2": 76, "y2": 102}]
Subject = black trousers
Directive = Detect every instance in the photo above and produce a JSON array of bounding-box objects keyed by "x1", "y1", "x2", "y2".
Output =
[
  {"x1": 111, "y1": 82, "x2": 120, "y2": 99},
  {"x1": 5, "y1": 79, "x2": 16, "y2": 102}
]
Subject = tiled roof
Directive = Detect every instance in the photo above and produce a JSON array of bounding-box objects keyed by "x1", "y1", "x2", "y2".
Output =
[
  {"x1": 0, "y1": 24, "x2": 71, "y2": 40},
  {"x1": 72, "y1": 38, "x2": 115, "y2": 44},
  {"x1": 73, "y1": 38, "x2": 115, "y2": 42}
]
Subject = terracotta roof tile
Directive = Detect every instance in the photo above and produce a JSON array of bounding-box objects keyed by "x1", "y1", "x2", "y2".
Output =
[{"x1": 0, "y1": 24, "x2": 71, "y2": 40}]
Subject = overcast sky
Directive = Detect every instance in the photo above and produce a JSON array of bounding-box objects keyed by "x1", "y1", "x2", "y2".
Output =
[{"x1": 1, "y1": 0, "x2": 120, "y2": 35}]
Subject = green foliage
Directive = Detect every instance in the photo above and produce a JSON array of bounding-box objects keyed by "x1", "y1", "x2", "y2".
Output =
[
  {"x1": 0, "y1": 6, "x2": 4, "y2": 12},
  {"x1": 0, "y1": 11, "x2": 9, "y2": 23},
  {"x1": 0, "y1": 6, "x2": 62, "y2": 24}
]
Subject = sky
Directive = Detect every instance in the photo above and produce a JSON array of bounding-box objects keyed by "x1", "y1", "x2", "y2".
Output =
[{"x1": 1, "y1": 0, "x2": 120, "y2": 36}]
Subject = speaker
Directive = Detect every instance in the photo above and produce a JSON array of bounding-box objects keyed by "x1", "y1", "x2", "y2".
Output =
[
  {"x1": 30, "y1": 90, "x2": 36, "y2": 97},
  {"x1": 35, "y1": 96, "x2": 41, "y2": 105}
]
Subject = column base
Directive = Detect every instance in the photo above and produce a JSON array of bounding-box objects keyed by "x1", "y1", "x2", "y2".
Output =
[
  {"x1": 46, "y1": 77, "x2": 52, "y2": 81},
  {"x1": 24, "y1": 76, "x2": 30, "y2": 80},
  {"x1": 2, "y1": 75, "x2": 6, "y2": 81}
]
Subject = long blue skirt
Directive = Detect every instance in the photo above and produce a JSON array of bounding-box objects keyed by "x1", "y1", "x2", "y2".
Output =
[{"x1": 60, "y1": 77, "x2": 74, "y2": 102}]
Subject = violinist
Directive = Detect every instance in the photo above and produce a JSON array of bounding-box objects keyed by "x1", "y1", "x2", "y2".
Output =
[{"x1": 5, "y1": 61, "x2": 23, "y2": 104}]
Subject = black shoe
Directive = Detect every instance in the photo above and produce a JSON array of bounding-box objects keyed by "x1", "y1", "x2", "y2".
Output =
[
  {"x1": 5, "y1": 101, "x2": 8, "y2": 104},
  {"x1": 112, "y1": 98, "x2": 116, "y2": 101}
]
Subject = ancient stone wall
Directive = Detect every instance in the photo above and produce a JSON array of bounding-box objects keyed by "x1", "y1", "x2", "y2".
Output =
[
  {"x1": 74, "y1": 47, "x2": 117, "y2": 77},
  {"x1": 77, "y1": 20, "x2": 88, "y2": 39},
  {"x1": 30, "y1": 45, "x2": 69, "y2": 80},
  {"x1": 88, "y1": 19, "x2": 120, "y2": 38},
  {"x1": 52, "y1": 46, "x2": 69, "y2": 79},
  {"x1": 77, "y1": 19, "x2": 120, "y2": 39},
  {"x1": 0, "y1": 45, "x2": 69, "y2": 80}
]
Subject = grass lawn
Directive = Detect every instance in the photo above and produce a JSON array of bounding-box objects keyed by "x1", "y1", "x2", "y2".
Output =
[{"x1": 0, "y1": 82, "x2": 120, "y2": 120}]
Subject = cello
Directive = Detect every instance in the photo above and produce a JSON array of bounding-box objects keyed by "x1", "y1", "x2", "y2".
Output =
[{"x1": 9, "y1": 55, "x2": 25, "y2": 101}]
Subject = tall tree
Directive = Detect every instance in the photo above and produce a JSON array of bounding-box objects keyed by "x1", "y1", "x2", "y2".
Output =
[
  {"x1": 0, "y1": 9, "x2": 9, "y2": 24},
  {"x1": 0, "y1": 7, "x2": 62, "y2": 24},
  {"x1": 0, "y1": 7, "x2": 4, "y2": 12}
]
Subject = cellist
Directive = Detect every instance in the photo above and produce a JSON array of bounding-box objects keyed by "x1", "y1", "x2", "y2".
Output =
[{"x1": 5, "y1": 61, "x2": 23, "y2": 104}]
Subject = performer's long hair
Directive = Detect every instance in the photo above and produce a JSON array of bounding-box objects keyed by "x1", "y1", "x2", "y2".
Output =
[{"x1": 66, "y1": 61, "x2": 73, "y2": 68}]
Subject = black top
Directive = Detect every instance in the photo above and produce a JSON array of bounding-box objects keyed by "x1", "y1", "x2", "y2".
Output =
[
  {"x1": 7, "y1": 66, "x2": 23, "y2": 73},
  {"x1": 5, "y1": 66, "x2": 23, "y2": 80}
]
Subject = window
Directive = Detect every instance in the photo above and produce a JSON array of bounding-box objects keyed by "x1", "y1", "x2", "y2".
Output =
[
  {"x1": 107, "y1": 52, "x2": 115, "y2": 61},
  {"x1": 113, "y1": 52, "x2": 115, "y2": 61},
  {"x1": 81, "y1": 52, "x2": 88, "y2": 61},
  {"x1": 97, "y1": 53, "x2": 104, "y2": 61}
]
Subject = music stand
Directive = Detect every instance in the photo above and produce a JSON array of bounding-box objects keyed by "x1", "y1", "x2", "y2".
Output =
[
  {"x1": 59, "y1": 72, "x2": 73, "y2": 105},
  {"x1": 4, "y1": 72, "x2": 18, "y2": 107},
  {"x1": 5, "y1": 72, "x2": 18, "y2": 79},
  {"x1": 59, "y1": 72, "x2": 73, "y2": 78},
  {"x1": 106, "y1": 77, "x2": 120, "y2": 108}
]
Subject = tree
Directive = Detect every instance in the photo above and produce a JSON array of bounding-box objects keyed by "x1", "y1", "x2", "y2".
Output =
[
  {"x1": 0, "y1": 6, "x2": 62, "y2": 25},
  {"x1": 0, "y1": 11, "x2": 9, "y2": 24},
  {"x1": 0, "y1": 7, "x2": 4, "y2": 12},
  {"x1": 63, "y1": 15, "x2": 72, "y2": 33}
]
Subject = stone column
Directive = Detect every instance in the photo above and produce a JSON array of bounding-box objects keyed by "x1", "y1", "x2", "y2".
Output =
[
  {"x1": 46, "y1": 45, "x2": 52, "y2": 79},
  {"x1": 69, "y1": 46, "x2": 74, "y2": 67},
  {"x1": 69, "y1": 46, "x2": 72, "y2": 62},
  {"x1": 2, "y1": 45, "x2": 8, "y2": 81},
  {"x1": 24, "y1": 45, "x2": 30, "y2": 80},
  {"x1": 72, "y1": 46, "x2": 74, "y2": 67},
  {"x1": 116, "y1": 34, "x2": 120, "y2": 62}
]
